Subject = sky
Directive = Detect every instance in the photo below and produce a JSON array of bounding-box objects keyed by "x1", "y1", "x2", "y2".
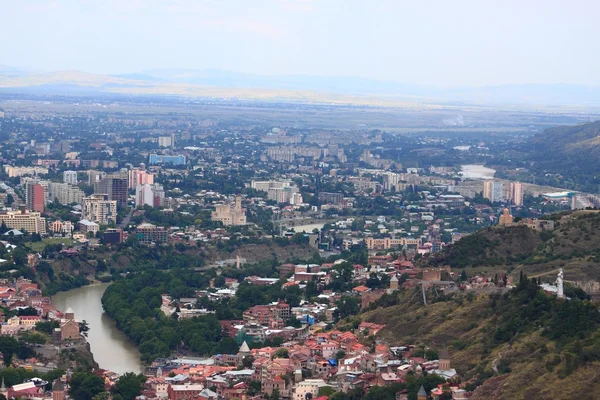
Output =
[{"x1": 1, "y1": 0, "x2": 599, "y2": 87}]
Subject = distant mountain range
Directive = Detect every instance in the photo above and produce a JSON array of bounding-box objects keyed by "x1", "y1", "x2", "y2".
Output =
[{"x1": 1, "y1": 65, "x2": 600, "y2": 107}]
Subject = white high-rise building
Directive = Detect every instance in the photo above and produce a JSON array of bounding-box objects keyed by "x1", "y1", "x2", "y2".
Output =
[
  {"x1": 63, "y1": 170, "x2": 78, "y2": 185},
  {"x1": 135, "y1": 184, "x2": 165, "y2": 207}
]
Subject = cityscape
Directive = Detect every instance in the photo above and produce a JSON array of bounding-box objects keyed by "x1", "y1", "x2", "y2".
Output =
[{"x1": 1, "y1": 1, "x2": 600, "y2": 400}]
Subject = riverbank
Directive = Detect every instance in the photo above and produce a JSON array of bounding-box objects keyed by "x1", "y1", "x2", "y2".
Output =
[{"x1": 52, "y1": 283, "x2": 143, "y2": 374}]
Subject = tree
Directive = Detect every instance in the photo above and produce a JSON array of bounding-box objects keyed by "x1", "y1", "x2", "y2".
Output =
[
  {"x1": 318, "y1": 386, "x2": 336, "y2": 396},
  {"x1": 247, "y1": 380, "x2": 261, "y2": 396},
  {"x1": 274, "y1": 348, "x2": 289, "y2": 359},
  {"x1": 111, "y1": 373, "x2": 147, "y2": 400},
  {"x1": 79, "y1": 320, "x2": 90, "y2": 337},
  {"x1": 0, "y1": 337, "x2": 19, "y2": 366},
  {"x1": 69, "y1": 372, "x2": 106, "y2": 400}
]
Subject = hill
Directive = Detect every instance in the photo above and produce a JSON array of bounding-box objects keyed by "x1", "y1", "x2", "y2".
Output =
[
  {"x1": 361, "y1": 275, "x2": 600, "y2": 399},
  {"x1": 428, "y1": 225, "x2": 542, "y2": 269},
  {"x1": 2, "y1": 65, "x2": 600, "y2": 107},
  {"x1": 504, "y1": 121, "x2": 600, "y2": 192},
  {"x1": 428, "y1": 211, "x2": 600, "y2": 294}
]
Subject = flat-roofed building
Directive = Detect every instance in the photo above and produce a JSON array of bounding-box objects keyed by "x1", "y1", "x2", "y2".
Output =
[
  {"x1": 82, "y1": 194, "x2": 117, "y2": 225},
  {"x1": 0, "y1": 208, "x2": 46, "y2": 235}
]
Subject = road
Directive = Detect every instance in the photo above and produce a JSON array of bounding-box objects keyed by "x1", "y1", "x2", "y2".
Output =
[{"x1": 118, "y1": 208, "x2": 134, "y2": 229}]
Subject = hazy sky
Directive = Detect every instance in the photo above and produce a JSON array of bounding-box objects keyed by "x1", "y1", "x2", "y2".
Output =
[{"x1": 2, "y1": 0, "x2": 598, "y2": 86}]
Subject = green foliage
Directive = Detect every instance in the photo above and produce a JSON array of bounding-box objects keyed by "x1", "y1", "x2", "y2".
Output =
[
  {"x1": 35, "y1": 320, "x2": 59, "y2": 335},
  {"x1": 69, "y1": 372, "x2": 106, "y2": 400},
  {"x1": 111, "y1": 373, "x2": 147, "y2": 400},
  {"x1": 102, "y1": 270, "x2": 221, "y2": 362}
]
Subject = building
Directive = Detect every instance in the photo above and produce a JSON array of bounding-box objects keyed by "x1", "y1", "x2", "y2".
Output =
[
  {"x1": 48, "y1": 182, "x2": 85, "y2": 205},
  {"x1": 3, "y1": 166, "x2": 48, "y2": 177},
  {"x1": 158, "y1": 134, "x2": 176, "y2": 148},
  {"x1": 293, "y1": 379, "x2": 328, "y2": 400},
  {"x1": 267, "y1": 186, "x2": 299, "y2": 204},
  {"x1": 25, "y1": 182, "x2": 45, "y2": 212},
  {"x1": 509, "y1": 182, "x2": 524, "y2": 206},
  {"x1": 58, "y1": 307, "x2": 80, "y2": 341},
  {"x1": 94, "y1": 174, "x2": 128, "y2": 206},
  {"x1": 79, "y1": 219, "x2": 100, "y2": 234},
  {"x1": 149, "y1": 154, "x2": 186, "y2": 166},
  {"x1": 498, "y1": 208, "x2": 514, "y2": 226},
  {"x1": 88, "y1": 170, "x2": 105, "y2": 185},
  {"x1": 52, "y1": 380, "x2": 65, "y2": 400},
  {"x1": 136, "y1": 223, "x2": 168, "y2": 245},
  {"x1": 63, "y1": 170, "x2": 78, "y2": 185},
  {"x1": 318, "y1": 192, "x2": 344, "y2": 204},
  {"x1": 168, "y1": 384, "x2": 205, "y2": 400},
  {"x1": 250, "y1": 180, "x2": 294, "y2": 192},
  {"x1": 483, "y1": 181, "x2": 504, "y2": 203},
  {"x1": 211, "y1": 196, "x2": 247, "y2": 226},
  {"x1": 128, "y1": 168, "x2": 154, "y2": 189},
  {"x1": 364, "y1": 237, "x2": 421, "y2": 250},
  {"x1": 242, "y1": 301, "x2": 290, "y2": 327},
  {"x1": 0, "y1": 208, "x2": 46, "y2": 234},
  {"x1": 82, "y1": 194, "x2": 117, "y2": 225},
  {"x1": 135, "y1": 184, "x2": 165, "y2": 207},
  {"x1": 103, "y1": 228, "x2": 125, "y2": 244}
]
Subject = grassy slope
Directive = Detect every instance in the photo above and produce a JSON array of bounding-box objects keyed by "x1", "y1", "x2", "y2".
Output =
[
  {"x1": 362, "y1": 290, "x2": 600, "y2": 400},
  {"x1": 429, "y1": 211, "x2": 600, "y2": 288}
]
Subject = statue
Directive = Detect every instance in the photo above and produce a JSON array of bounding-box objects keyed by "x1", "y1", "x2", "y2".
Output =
[{"x1": 556, "y1": 268, "x2": 564, "y2": 298}]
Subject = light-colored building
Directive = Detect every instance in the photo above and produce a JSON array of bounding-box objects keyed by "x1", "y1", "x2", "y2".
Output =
[
  {"x1": 0, "y1": 208, "x2": 46, "y2": 235},
  {"x1": 268, "y1": 186, "x2": 299, "y2": 204},
  {"x1": 135, "y1": 184, "x2": 165, "y2": 207},
  {"x1": 79, "y1": 219, "x2": 100, "y2": 234},
  {"x1": 82, "y1": 194, "x2": 117, "y2": 225},
  {"x1": 3, "y1": 166, "x2": 48, "y2": 177},
  {"x1": 509, "y1": 182, "x2": 524, "y2": 206},
  {"x1": 211, "y1": 196, "x2": 247, "y2": 226},
  {"x1": 63, "y1": 171, "x2": 78, "y2": 185},
  {"x1": 365, "y1": 237, "x2": 421, "y2": 250},
  {"x1": 88, "y1": 170, "x2": 105, "y2": 185},
  {"x1": 250, "y1": 180, "x2": 293, "y2": 192},
  {"x1": 128, "y1": 168, "x2": 154, "y2": 189},
  {"x1": 48, "y1": 182, "x2": 85, "y2": 205},
  {"x1": 483, "y1": 181, "x2": 504, "y2": 203},
  {"x1": 293, "y1": 379, "x2": 328, "y2": 400},
  {"x1": 158, "y1": 134, "x2": 175, "y2": 148}
]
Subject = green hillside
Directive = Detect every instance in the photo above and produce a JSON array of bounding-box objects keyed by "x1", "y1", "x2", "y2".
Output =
[
  {"x1": 428, "y1": 211, "x2": 600, "y2": 287},
  {"x1": 361, "y1": 277, "x2": 600, "y2": 399},
  {"x1": 514, "y1": 121, "x2": 600, "y2": 192},
  {"x1": 361, "y1": 210, "x2": 600, "y2": 398}
]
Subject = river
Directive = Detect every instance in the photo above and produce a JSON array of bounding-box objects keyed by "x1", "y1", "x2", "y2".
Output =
[
  {"x1": 460, "y1": 164, "x2": 496, "y2": 180},
  {"x1": 51, "y1": 283, "x2": 143, "y2": 374}
]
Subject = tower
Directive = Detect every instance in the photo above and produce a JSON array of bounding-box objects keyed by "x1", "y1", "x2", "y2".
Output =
[
  {"x1": 52, "y1": 379, "x2": 65, "y2": 400},
  {"x1": 389, "y1": 275, "x2": 399, "y2": 292},
  {"x1": 438, "y1": 348, "x2": 451, "y2": 370},
  {"x1": 417, "y1": 385, "x2": 427, "y2": 400},
  {"x1": 65, "y1": 307, "x2": 75, "y2": 320},
  {"x1": 238, "y1": 341, "x2": 250, "y2": 357}
]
